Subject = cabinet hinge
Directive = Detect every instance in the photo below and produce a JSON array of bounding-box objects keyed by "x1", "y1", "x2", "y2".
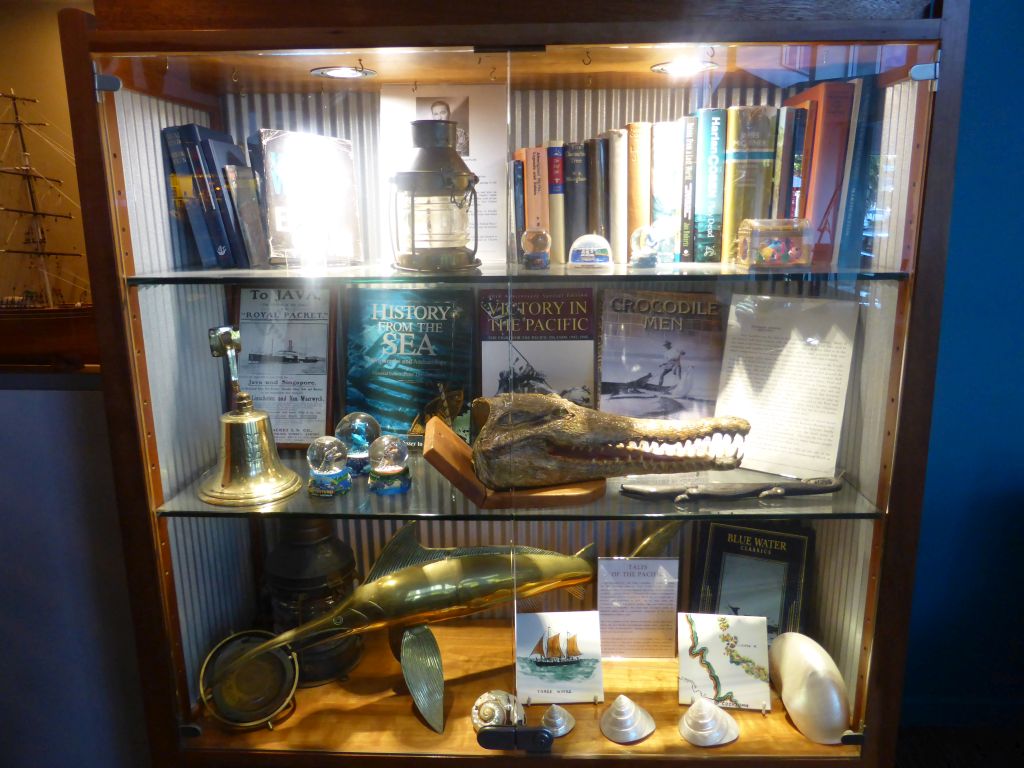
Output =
[
  {"x1": 92, "y1": 62, "x2": 122, "y2": 102},
  {"x1": 179, "y1": 722, "x2": 202, "y2": 739},
  {"x1": 477, "y1": 725, "x2": 554, "y2": 754},
  {"x1": 909, "y1": 50, "x2": 940, "y2": 91},
  {"x1": 841, "y1": 728, "x2": 865, "y2": 745}
]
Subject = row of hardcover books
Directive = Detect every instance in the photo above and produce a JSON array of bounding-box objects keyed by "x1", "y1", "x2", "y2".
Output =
[
  {"x1": 511, "y1": 75, "x2": 926, "y2": 269},
  {"x1": 161, "y1": 126, "x2": 361, "y2": 270},
  {"x1": 345, "y1": 285, "x2": 725, "y2": 442}
]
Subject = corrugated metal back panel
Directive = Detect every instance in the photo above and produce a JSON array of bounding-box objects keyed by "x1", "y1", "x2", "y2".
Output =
[
  {"x1": 223, "y1": 91, "x2": 380, "y2": 261},
  {"x1": 136, "y1": 282, "x2": 254, "y2": 705},
  {"x1": 510, "y1": 84, "x2": 785, "y2": 147},
  {"x1": 115, "y1": 89, "x2": 255, "y2": 707},
  {"x1": 808, "y1": 518, "x2": 874, "y2": 709}
]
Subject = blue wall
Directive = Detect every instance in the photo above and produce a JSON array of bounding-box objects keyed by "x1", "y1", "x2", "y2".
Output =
[
  {"x1": 0, "y1": 379, "x2": 150, "y2": 768},
  {"x1": 902, "y1": 0, "x2": 1024, "y2": 726}
]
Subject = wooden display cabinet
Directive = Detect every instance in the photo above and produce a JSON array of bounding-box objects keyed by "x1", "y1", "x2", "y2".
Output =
[{"x1": 58, "y1": 1, "x2": 967, "y2": 766}]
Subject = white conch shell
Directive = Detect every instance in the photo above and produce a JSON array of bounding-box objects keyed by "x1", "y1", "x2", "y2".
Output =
[
  {"x1": 470, "y1": 690, "x2": 526, "y2": 732},
  {"x1": 678, "y1": 697, "x2": 739, "y2": 746},
  {"x1": 540, "y1": 704, "x2": 575, "y2": 737},
  {"x1": 600, "y1": 694, "x2": 656, "y2": 744},
  {"x1": 769, "y1": 633, "x2": 851, "y2": 744}
]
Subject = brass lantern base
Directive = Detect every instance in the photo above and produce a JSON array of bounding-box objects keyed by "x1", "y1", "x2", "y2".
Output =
[
  {"x1": 198, "y1": 403, "x2": 302, "y2": 507},
  {"x1": 394, "y1": 248, "x2": 480, "y2": 272}
]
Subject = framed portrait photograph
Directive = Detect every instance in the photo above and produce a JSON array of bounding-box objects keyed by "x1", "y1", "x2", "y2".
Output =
[
  {"x1": 693, "y1": 522, "x2": 814, "y2": 641},
  {"x1": 232, "y1": 284, "x2": 337, "y2": 448}
]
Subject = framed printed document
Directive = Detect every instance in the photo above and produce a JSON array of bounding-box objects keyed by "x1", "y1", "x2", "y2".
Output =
[
  {"x1": 597, "y1": 557, "x2": 678, "y2": 658},
  {"x1": 693, "y1": 522, "x2": 813, "y2": 642},
  {"x1": 234, "y1": 285, "x2": 336, "y2": 447}
]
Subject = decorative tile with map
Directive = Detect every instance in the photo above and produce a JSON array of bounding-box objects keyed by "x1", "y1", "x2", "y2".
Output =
[{"x1": 677, "y1": 612, "x2": 770, "y2": 710}]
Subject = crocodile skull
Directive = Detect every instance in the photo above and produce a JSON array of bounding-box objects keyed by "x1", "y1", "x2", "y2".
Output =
[{"x1": 471, "y1": 393, "x2": 751, "y2": 489}]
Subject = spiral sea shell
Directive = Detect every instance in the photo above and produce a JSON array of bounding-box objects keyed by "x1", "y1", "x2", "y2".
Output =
[
  {"x1": 600, "y1": 694, "x2": 656, "y2": 744},
  {"x1": 678, "y1": 697, "x2": 739, "y2": 747},
  {"x1": 470, "y1": 690, "x2": 526, "y2": 732},
  {"x1": 540, "y1": 704, "x2": 575, "y2": 737}
]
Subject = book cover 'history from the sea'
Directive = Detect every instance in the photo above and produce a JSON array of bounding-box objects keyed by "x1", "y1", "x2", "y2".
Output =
[{"x1": 346, "y1": 287, "x2": 474, "y2": 443}]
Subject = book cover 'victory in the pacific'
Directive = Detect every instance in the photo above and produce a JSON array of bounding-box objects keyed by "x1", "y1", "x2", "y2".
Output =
[{"x1": 479, "y1": 287, "x2": 595, "y2": 407}]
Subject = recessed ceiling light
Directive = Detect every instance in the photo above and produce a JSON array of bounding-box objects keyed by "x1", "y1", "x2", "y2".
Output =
[
  {"x1": 650, "y1": 59, "x2": 718, "y2": 78},
  {"x1": 310, "y1": 65, "x2": 377, "y2": 79}
]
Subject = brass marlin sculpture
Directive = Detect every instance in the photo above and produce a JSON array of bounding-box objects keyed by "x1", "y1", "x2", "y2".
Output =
[
  {"x1": 471, "y1": 393, "x2": 751, "y2": 489},
  {"x1": 216, "y1": 522, "x2": 595, "y2": 733}
]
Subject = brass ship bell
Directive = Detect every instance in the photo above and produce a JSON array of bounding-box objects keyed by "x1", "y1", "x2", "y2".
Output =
[{"x1": 198, "y1": 326, "x2": 301, "y2": 506}]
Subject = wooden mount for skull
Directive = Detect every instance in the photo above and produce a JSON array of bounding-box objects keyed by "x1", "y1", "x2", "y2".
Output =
[{"x1": 423, "y1": 417, "x2": 606, "y2": 509}]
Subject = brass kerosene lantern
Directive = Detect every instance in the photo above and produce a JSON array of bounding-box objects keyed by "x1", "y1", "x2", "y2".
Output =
[
  {"x1": 198, "y1": 326, "x2": 302, "y2": 506},
  {"x1": 392, "y1": 119, "x2": 479, "y2": 271}
]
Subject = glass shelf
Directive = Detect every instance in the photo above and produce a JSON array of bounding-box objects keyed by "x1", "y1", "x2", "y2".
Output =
[
  {"x1": 127, "y1": 261, "x2": 909, "y2": 286},
  {"x1": 156, "y1": 453, "x2": 881, "y2": 521}
]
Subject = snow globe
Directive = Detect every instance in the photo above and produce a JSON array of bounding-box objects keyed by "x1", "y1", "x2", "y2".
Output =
[
  {"x1": 306, "y1": 436, "x2": 352, "y2": 497},
  {"x1": 520, "y1": 228, "x2": 551, "y2": 270},
  {"x1": 334, "y1": 412, "x2": 381, "y2": 475},
  {"x1": 367, "y1": 435, "x2": 412, "y2": 495}
]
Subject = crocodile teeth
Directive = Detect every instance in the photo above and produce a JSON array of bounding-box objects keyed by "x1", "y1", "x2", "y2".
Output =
[
  {"x1": 684, "y1": 440, "x2": 695, "y2": 457},
  {"x1": 627, "y1": 441, "x2": 639, "y2": 451}
]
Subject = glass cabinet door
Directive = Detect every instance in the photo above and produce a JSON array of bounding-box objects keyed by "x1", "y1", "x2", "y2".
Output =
[{"x1": 88, "y1": 28, "x2": 937, "y2": 762}]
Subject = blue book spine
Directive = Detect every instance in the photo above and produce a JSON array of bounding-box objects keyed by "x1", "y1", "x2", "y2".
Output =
[
  {"x1": 512, "y1": 159, "x2": 526, "y2": 261},
  {"x1": 160, "y1": 128, "x2": 200, "y2": 269},
  {"x1": 789, "y1": 108, "x2": 808, "y2": 218},
  {"x1": 177, "y1": 124, "x2": 235, "y2": 268},
  {"x1": 838, "y1": 80, "x2": 881, "y2": 269},
  {"x1": 161, "y1": 126, "x2": 219, "y2": 269},
  {"x1": 694, "y1": 108, "x2": 726, "y2": 262},
  {"x1": 563, "y1": 142, "x2": 588, "y2": 254},
  {"x1": 681, "y1": 116, "x2": 697, "y2": 261},
  {"x1": 201, "y1": 139, "x2": 250, "y2": 267},
  {"x1": 585, "y1": 137, "x2": 609, "y2": 238}
]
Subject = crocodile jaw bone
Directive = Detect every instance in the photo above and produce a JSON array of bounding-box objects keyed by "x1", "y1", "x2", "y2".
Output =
[{"x1": 471, "y1": 393, "x2": 751, "y2": 489}]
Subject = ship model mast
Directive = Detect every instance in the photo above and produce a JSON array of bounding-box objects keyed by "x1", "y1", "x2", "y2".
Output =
[{"x1": 1, "y1": 89, "x2": 84, "y2": 308}]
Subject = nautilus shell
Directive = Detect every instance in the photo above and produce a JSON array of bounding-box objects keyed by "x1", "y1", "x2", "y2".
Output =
[
  {"x1": 470, "y1": 690, "x2": 526, "y2": 732},
  {"x1": 678, "y1": 697, "x2": 739, "y2": 747},
  {"x1": 540, "y1": 704, "x2": 576, "y2": 737},
  {"x1": 600, "y1": 694, "x2": 656, "y2": 744}
]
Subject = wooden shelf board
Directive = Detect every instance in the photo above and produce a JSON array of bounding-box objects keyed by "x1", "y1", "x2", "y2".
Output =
[{"x1": 185, "y1": 622, "x2": 860, "y2": 762}]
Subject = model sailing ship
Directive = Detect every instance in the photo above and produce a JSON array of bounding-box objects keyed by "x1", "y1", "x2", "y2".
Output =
[
  {"x1": 0, "y1": 89, "x2": 89, "y2": 308},
  {"x1": 530, "y1": 627, "x2": 582, "y2": 667}
]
